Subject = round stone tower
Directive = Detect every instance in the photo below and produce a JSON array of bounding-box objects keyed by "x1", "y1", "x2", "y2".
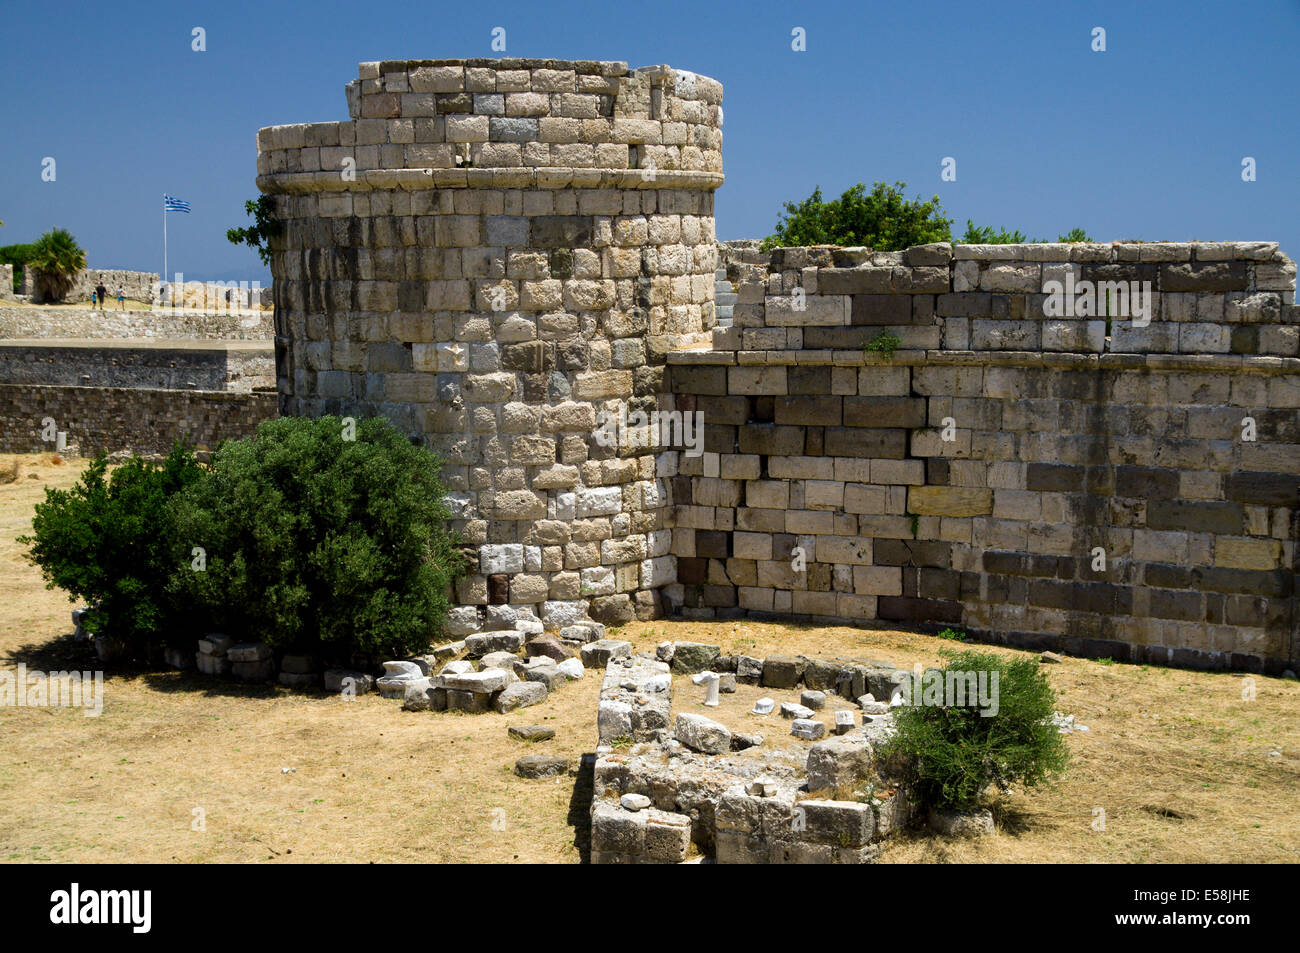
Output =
[{"x1": 256, "y1": 58, "x2": 723, "y2": 635}]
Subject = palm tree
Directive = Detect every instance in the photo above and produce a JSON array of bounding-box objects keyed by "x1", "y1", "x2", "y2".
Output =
[{"x1": 29, "y1": 228, "x2": 87, "y2": 302}]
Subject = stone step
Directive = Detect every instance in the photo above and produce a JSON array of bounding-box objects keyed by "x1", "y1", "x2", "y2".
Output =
[
  {"x1": 714, "y1": 268, "x2": 728, "y2": 281},
  {"x1": 716, "y1": 292, "x2": 738, "y2": 307}
]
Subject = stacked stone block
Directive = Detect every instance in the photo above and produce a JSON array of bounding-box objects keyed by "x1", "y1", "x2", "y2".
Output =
[
  {"x1": 0, "y1": 383, "x2": 275, "y2": 456},
  {"x1": 667, "y1": 241, "x2": 1299, "y2": 673},
  {"x1": 259, "y1": 59, "x2": 723, "y2": 634}
]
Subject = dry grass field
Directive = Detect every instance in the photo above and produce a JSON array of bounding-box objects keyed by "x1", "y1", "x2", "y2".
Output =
[{"x1": 1, "y1": 452, "x2": 1297, "y2": 863}]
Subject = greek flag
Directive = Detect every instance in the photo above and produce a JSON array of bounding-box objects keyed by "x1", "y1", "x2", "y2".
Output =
[{"x1": 164, "y1": 195, "x2": 191, "y2": 213}]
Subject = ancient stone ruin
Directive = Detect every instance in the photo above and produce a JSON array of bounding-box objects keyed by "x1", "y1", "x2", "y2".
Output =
[{"x1": 257, "y1": 58, "x2": 1299, "y2": 676}]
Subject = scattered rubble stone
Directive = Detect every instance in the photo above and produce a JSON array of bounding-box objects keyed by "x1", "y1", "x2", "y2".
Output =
[
  {"x1": 479, "y1": 651, "x2": 518, "y2": 671},
  {"x1": 1040, "y1": 651, "x2": 1064, "y2": 664},
  {"x1": 495, "y1": 681, "x2": 548, "y2": 713},
  {"x1": 227, "y1": 642, "x2": 272, "y2": 663},
  {"x1": 581, "y1": 639, "x2": 632, "y2": 668},
  {"x1": 791, "y1": 719, "x2": 827, "y2": 740},
  {"x1": 736, "y1": 656, "x2": 764, "y2": 684},
  {"x1": 674, "y1": 712, "x2": 731, "y2": 754},
  {"x1": 465, "y1": 630, "x2": 525, "y2": 656},
  {"x1": 278, "y1": 671, "x2": 319, "y2": 688},
  {"x1": 557, "y1": 658, "x2": 585, "y2": 680},
  {"x1": 164, "y1": 646, "x2": 194, "y2": 670},
  {"x1": 801, "y1": 690, "x2": 826, "y2": 711},
  {"x1": 927, "y1": 807, "x2": 994, "y2": 837},
  {"x1": 751, "y1": 697, "x2": 775, "y2": 715},
  {"x1": 514, "y1": 755, "x2": 570, "y2": 779},
  {"x1": 323, "y1": 669, "x2": 373, "y2": 694},
  {"x1": 377, "y1": 661, "x2": 424, "y2": 698},
  {"x1": 671, "y1": 641, "x2": 721, "y2": 675},
  {"x1": 508, "y1": 725, "x2": 555, "y2": 742},
  {"x1": 598, "y1": 655, "x2": 672, "y2": 744},
  {"x1": 762, "y1": 655, "x2": 805, "y2": 689},
  {"x1": 620, "y1": 793, "x2": 652, "y2": 811},
  {"x1": 520, "y1": 659, "x2": 567, "y2": 690},
  {"x1": 806, "y1": 735, "x2": 874, "y2": 792},
  {"x1": 526, "y1": 634, "x2": 574, "y2": 661},
  {"x1": 198, "y1": 634, "x2": 234, "y2": 656},
  {"x1": 781, "y1": 702, "x2": 815, "y2": 720},
  {"x1": 401, "y1": 679, "x2": 436, "y2": 710}
]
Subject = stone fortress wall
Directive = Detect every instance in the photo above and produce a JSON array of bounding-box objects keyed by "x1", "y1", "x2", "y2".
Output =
[
  {"x1": 260, "y1": 58, "x2": 1299, "y2": 673},
  {"x1": 259, "y1": 58, "x2": 724, "y2": 635},
  {"x1": 668, "y1": 241, "x2": 1299, "y2": 673},
  {"x1": 20, "y1": 266, "x2": 159, "y2": 304}
]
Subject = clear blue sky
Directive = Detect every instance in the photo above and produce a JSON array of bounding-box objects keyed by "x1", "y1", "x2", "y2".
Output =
[{"x1": 2, "y1": 0, "x2": 1297, "y2": 283}]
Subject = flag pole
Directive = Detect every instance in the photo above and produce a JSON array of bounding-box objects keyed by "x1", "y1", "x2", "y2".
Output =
[{"x1": 162, "y1": 197, "x2": 168, "y2": 304}]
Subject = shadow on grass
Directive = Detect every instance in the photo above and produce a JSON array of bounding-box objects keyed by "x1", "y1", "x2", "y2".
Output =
[
  {"x1": 990, "y1": 800, "x2": 1035, "y2": 836},
  {"x1": 2, "y1": 629, "x2": 317, "y2": 701},
  {"x1": 566, "y1": 752, "x2": 595, "y2": 864},
  {"x1": 3, "y1": 631, "x2": 98, "y2": 672}
]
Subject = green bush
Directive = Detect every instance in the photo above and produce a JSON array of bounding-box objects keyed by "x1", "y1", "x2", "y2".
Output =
[
  {"x1": 960, "y1": 221, "x2": 1033, "y2": 244},
  {"x1": 19, "y1": 444, "x2": 205, "y2": 657},
  {"x1": 959, "y1": 221, "x2": 1093, "y2": 244},
  {"x1": 167, "y1": 415, "x2": 465, "y2": 660},
  {"x1": 884, "y1": 650, "x2": 1069, "y2": 812},
  {"x1": 762, "y1": 181, "x2": 953, "y2": 251}
]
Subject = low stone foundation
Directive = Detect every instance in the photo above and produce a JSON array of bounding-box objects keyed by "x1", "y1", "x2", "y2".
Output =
[{"x1": 589, "y1": 646, "x2": 916, "y2": 863}]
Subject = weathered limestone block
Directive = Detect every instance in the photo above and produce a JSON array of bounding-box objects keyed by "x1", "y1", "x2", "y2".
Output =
[
  {"x1": 675, "y1": 712, "x2": 731, "y2": 754},
  {"x1": 495, "y1": 680, "x2": 548, "y2": 713},
  {"x1": 591, "y1": 800, "x2": 692, "y2": 863}
]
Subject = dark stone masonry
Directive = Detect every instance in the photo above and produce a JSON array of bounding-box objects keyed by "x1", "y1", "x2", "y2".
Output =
[{"x1": 205, "y1": 57, "x2": 1300, "y2": 674}]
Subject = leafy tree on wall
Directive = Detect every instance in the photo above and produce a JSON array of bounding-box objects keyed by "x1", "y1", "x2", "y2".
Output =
[
  {"x1": 226, "y1": 196, "x2": 283, "y2": 266},
  {"x1": 762, "y1": 181, "x2": 953, "y2": 251}
]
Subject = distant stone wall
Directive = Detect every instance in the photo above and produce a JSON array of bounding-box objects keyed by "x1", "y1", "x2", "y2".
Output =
[
  {"x1": 0, "y1": 305, "x2": 273, "y2": 341},
  {"x1": 0, "y1": 342, "x2": 274, "y2": 391},
  {"x1": 21, "y1": 267, "x2": 159, "y2": 304},
  {"x1": 667, "y1": 241, "x2": 1300, "y2": 674},
  {"x1": 0, "y1": 384, "x2": 277, "y2": 456},
  {"x1": 0, "y1": 265, "x2": 14, "y2": 301}
]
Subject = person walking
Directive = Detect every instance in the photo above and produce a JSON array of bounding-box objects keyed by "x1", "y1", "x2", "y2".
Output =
[
  {"x1": 95, "y1": 282, "x2": 108, "y2": 311},
  {"x1": 116, "y1": 286, "x2": 126, "y2": 309}
]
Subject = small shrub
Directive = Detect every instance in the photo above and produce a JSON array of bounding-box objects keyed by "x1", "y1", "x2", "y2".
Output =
[
  {"x1": 864, "y1": 331, "x2": 901, "y2": 361},
  {"x1": 20, "y1": 444, "x2": 205, "y2": 656},
  {"x1": 960, "y1": 221, "x2": 1033, "y2": 244},
  {"x1": 936, "y1": 627, "x2": 968, "y2": 642},
  {"x1": 884, "y1": 650, "x2": 1070, "y2": 813},
  {"x1": 167, "y1": 415, "x2": 465, "y2": 660}
]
